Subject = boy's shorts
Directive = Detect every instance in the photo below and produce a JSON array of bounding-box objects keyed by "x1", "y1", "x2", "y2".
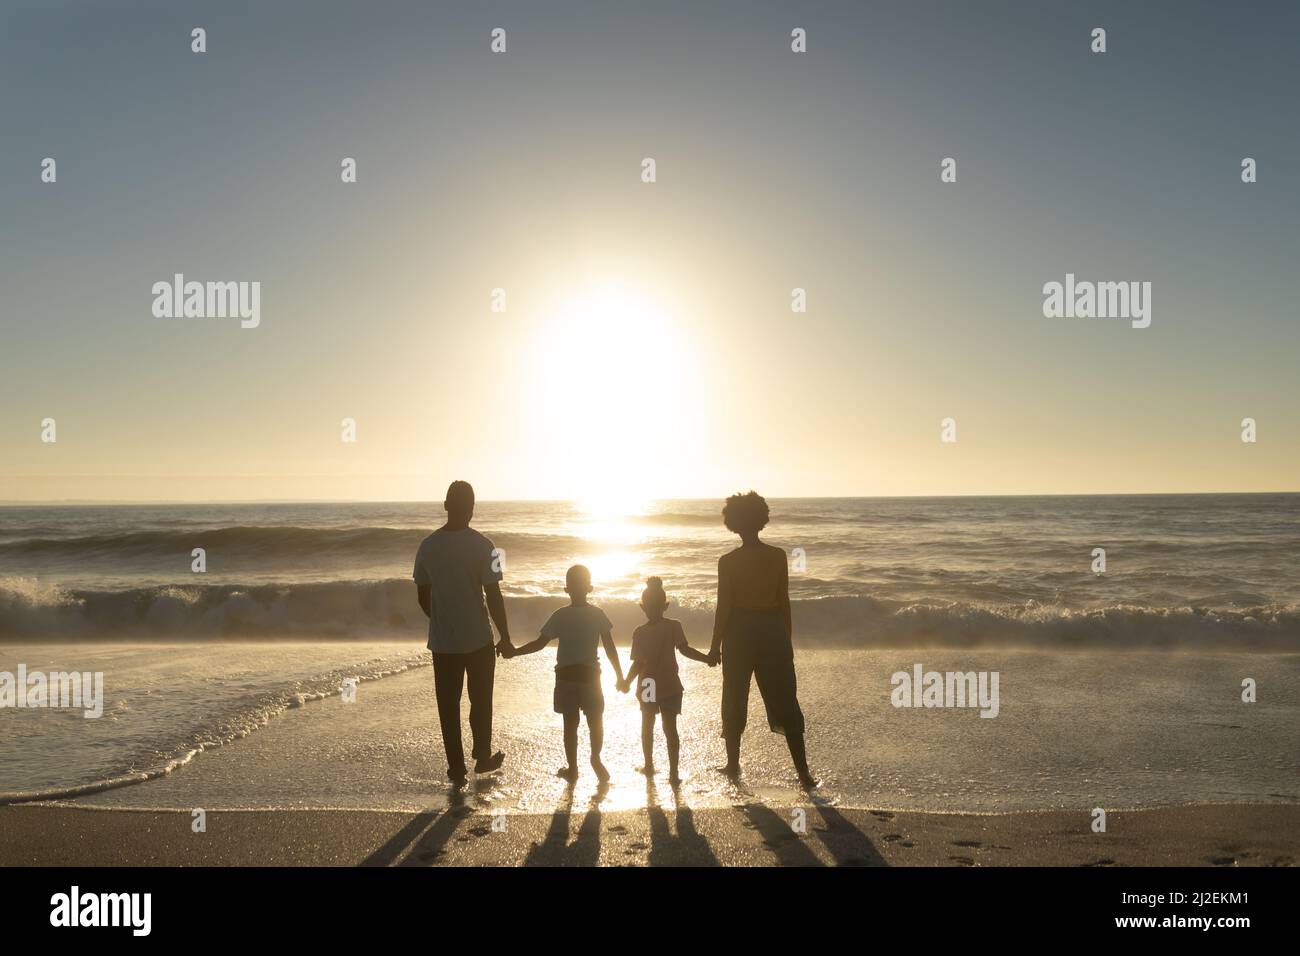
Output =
[
  {"x1": 554, "y1": 677, "x2": 604, "y2": 717},
  {"x1": 639, "y1": 692, "x2": 682, "y2": 716}
]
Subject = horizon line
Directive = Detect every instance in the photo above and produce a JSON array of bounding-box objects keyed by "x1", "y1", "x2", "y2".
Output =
[{"x1": 1, "y1": 490, "x2": 1297, "y2": 507}]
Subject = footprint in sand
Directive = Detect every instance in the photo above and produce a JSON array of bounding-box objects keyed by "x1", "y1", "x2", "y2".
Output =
[
  {"x1": 628, "y1": 841, "x2": 648, "y2": 850},
  {"x1": 468, "y1": 825, "x2": 491, "y2": 837},
  {"x1": 882, "y1": 834, "x2": 903, "y2": 843},
  {"x1": 948, "y1": 855, "x2": 976, "y2": 866},
  {"x1": 951, "y1": 840, "x2": 982, "y2": 848},
  {"x1": 1083, "y1": 858, "x2": 1116, "y2": 867},
  {"x1": 900, "y1": 841, "x2": 915, "y2": 848},
  {"x1": 608, "y1": 825, "x2": 628, "y2": 834},
  {"x1": 871, "y1": 811, "x2": 895, "y2": 820},
  {"x1": 1209, "y1": 857, "x2": 1237, "y2": 866}
]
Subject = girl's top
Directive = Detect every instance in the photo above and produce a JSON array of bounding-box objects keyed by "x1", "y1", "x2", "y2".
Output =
[{"x1": 630, "y1": 618, "x2": 686, "y2": 698}]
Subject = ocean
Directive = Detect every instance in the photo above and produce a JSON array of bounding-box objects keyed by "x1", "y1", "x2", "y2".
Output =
[
  {"x1": 1, "y1": 495, "x2": 1297, "y2": 809},
  {"x1": 4, "y1": 494, "x2": 1299, "y2": 645}
]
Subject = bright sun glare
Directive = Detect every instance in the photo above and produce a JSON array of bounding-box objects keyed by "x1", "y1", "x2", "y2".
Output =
[{"x1": 521, "y1": 280, "x2": 698, "y2": 509}]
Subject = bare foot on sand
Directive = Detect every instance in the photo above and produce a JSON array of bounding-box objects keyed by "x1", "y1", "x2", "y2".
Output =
[
  {"x1": 714, "y1": 763, "x2": 740, "y2": 779},
  {"x1": 637, "y1": 764, "x2": 656, "y2": 777},
  {"x1": 591, "y1": 759, "x2": 611, "y2": 782},
  {"x1": 556, "y1": 766, "x2": 578, "y2": 782}
]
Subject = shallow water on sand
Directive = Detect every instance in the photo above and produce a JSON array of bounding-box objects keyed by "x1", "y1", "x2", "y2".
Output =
[{"x1": 10, "y1": 644, "x2": 1295, "y2": 814}]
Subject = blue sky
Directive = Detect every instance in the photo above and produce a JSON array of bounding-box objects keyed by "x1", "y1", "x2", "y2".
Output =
[{"x1": 2, "y1": 0, "x2": 1297, "y2": 501}]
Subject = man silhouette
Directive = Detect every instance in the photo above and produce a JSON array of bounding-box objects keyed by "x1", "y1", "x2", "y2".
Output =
[{"x1": 413, "y1": 481, "x2": 514, "y2": 786}]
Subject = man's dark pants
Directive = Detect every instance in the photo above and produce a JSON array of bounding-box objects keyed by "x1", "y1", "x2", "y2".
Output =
[{"x1": 431, "y1": 642, "x2": 495, "y2": 777}]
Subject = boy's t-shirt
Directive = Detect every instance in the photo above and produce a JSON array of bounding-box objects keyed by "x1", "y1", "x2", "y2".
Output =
[
  {"x1": 630, "y1": 619, "x2": 685, "y2": 698},
  {"x1": 541, "y1": 604, "x2": 613, "y2": 673}
]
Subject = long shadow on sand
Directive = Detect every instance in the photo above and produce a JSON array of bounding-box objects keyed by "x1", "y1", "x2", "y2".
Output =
[
  {"x1": 521, "y1": 785, "x2": 604, "y2": 866},
  {"x1": 811, "y1": 803, "x2": 888, "y2": 867},
  {"x1": 646, "y1": 783, "x2": 721, "y2": 867},
  {"x1": 740, "y1": 802, "x2": 826, "y2": 866},
  {"x1": 737, "y1": 801, "x2": 888, "y2": 866},
  {"x1": 360, "y1": 806, "x2": 469, "y2": 866},
  {"x1": 360, "y1": 783, "x2": 490, "y2": 866}
]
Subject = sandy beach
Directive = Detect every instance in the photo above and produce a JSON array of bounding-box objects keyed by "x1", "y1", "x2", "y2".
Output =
[
  {"x1": 3, "y1": 643, "x2": 1297, "y2": 867},
  {"x1": 4, "y1": 506, "x2": 1298, "y2": 872},
  {"x1": 1, "y1": 802, "x2": 1296, "y2": 867}
]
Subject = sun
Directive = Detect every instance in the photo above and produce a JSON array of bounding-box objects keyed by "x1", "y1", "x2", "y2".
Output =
[{"x1": 519, "y1": 280, "x2": 698, "y2": 505}]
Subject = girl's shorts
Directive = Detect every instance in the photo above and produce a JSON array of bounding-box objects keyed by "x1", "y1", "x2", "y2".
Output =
[{"x1": 639, "y1": 692, "x2": 682, "y2": 716}]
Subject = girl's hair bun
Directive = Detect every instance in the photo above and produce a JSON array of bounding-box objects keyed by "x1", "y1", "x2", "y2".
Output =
[{"x1": 642, "y1": 576, "x2": 668, "y2": 605}]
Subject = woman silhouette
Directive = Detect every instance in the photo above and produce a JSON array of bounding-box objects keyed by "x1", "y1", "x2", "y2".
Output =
[{"x1": 707, "y1": 491, "x2": 816, "y2": 788}]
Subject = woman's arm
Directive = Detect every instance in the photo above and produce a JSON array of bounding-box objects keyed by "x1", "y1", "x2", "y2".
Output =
[
  {"x1": 709, "y1": 558, "x2": 732, "y2": 660},
  {"x1": 778, "y1": 550, "x2": 792, "y2": 638}
]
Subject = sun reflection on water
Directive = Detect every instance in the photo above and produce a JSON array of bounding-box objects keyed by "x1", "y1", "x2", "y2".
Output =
[{"x1": 559, "y1": 496, "x2": 659, "y2": 597}]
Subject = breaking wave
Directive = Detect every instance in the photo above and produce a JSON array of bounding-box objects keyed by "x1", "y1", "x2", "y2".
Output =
[{"x1": 2, "y1": 577, "x2": 1295, "y2": 649}]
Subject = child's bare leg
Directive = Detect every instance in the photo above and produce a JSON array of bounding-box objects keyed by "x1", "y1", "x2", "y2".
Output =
[
  {"x1": 639, "y1": 711, "x2": 656, "y2": 775},
  {"x1": 663, "y1": 712, "x2": 681, "y2": 784},
  {"x1": 588, "y1": 710, "x2": 609, "y2": 781},
  {"x1": 556, "y1": 711, "x2": 579, "y2": 781}
]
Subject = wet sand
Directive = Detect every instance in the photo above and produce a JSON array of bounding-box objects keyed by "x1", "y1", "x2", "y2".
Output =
[
  {"x1": 6, "y1": 646, "x2": 1296, "y2": 867},
  {"x1": 25, "y1": 649, "x2": 1298, "y2": 815}
]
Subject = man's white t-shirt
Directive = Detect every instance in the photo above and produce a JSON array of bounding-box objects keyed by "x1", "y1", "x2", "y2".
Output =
[{"x1": 412, "y1": 527, "x2": 503, "y2": 654}]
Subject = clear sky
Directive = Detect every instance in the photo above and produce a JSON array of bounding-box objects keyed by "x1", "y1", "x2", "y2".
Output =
[{"x1": 2, "y1": 0, "x2": 1297, "y2": 503}]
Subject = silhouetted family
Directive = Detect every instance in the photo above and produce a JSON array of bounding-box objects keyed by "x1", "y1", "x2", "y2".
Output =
[{"x1": 412, "y1": 481, "x2": 816, "y2": 790}]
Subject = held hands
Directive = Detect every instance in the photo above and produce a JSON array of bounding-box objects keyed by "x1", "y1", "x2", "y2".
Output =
[
  {"x1": 615, "y1": 677, "x2": 632, "y2": 694},
  {"x1": 496, "y1": 641, "x2": 516, "y2": 659},
  {"x1": 705, "y1": 649, "x2": 721, "y2": 667}
]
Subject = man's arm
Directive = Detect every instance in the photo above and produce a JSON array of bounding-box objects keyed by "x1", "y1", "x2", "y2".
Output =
[
  {"x1": 483, "y1": 582, "x2": 513, "y2": 653},
  {"x1": 415, "y1": 567, "x2": 432, "y2": 619}
]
